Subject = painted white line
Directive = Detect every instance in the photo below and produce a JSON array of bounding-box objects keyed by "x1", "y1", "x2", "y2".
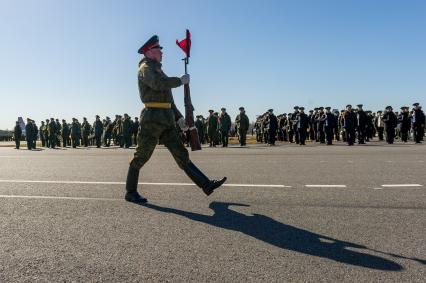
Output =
[
  {"x1": 224, "y1": 184, "x2": 291, "y2": 188},
  {"x1": 305, "y1": 185, "x2": 346, "y2": 188},
  {"x1": 0, "y1": 194, "x2": 119, "y2": 201},
  {"x1": 381, "y1": 184, "x2": 423, "y2": 187},
  {"x1": 0, "y1": 179, "x2": 289, "y2": 188}
]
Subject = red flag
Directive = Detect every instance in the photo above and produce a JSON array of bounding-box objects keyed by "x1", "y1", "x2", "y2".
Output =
[{"x1": 176, "y1": 29, "x2": 191, "y2": 57}]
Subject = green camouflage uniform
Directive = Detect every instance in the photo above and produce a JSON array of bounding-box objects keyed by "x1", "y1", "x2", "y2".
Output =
[{"x1": 130, "y1": 57, "x2": 189, "y2": 170}]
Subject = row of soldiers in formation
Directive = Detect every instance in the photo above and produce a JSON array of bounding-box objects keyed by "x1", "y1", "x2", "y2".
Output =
[
  {"x1": 11, "y1": 103, "x2": 426, "y2": 150},
  {"x1": 254, "y1": 103, "x2": 425, "y2": 146},
  {"x1": 13, "y1": 115, "x2": 140, "y2": 150},
  {"x1": 192, "y1": 107, "x2": 250, "y2": 147}
]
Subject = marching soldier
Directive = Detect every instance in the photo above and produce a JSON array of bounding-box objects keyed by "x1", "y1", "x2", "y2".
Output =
[
  {"x1": 13, "y1": 121, "x2": 22, "y2": 149},
  {"x1": 125, "y1": 35, "x2": 226, "y2": 203}
]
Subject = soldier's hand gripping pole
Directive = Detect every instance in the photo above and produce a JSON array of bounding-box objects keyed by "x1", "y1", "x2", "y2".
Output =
[{"x1": 177, "y1": 29, "x2": 201, "y2": 151}]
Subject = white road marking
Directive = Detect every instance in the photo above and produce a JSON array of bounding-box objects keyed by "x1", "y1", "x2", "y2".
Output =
[
  {"x1": 0, "y1": 179, "x2": 289, "y2": 188},
  {"x1": 0, "y1": 194, "x2": 119, "y2": 201},
  {"x1": 381, "y1": 184, "x2": 423, "y2": 187},
  {"x1": 305, "y1": 185, "x2": 347, "y2": 188}
]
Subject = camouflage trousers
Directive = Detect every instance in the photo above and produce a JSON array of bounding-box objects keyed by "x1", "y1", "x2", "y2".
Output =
[{"x1": 130, "y1": 122, "x2": 189, "y2": 170}]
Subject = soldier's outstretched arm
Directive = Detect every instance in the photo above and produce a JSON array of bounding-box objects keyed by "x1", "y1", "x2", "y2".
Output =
[{"x1": 140, "y1": 65, "x2": 182, "y2": 91}]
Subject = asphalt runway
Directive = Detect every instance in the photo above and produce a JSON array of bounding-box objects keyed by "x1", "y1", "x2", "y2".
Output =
[{"x1": 0, "y1": 141, "x2": 425, "y2": 282}]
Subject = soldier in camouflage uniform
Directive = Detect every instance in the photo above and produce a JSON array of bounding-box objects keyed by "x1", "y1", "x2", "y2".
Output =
[{"x1": 125, "y1": 35, "x2": 226, "y2": 204}]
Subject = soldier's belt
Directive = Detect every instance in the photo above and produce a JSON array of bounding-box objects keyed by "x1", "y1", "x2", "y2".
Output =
[{"x1": 144, "y1": 102, "x2": 171, "y2": 109}]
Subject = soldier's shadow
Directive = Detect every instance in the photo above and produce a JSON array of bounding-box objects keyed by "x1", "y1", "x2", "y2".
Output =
[{"x1": 143, "y1": 201, "x2": 424, "y2": 271}]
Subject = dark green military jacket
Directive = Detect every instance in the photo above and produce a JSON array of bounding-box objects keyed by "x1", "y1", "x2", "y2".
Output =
[
  {"x1": 71, "y1": 122, "x2": 80, "y2": 136},
  {"x1": 48, "y1": 121, "x2": 56, "y2": 136},
  {"x1": 93, "y1": 120, "x2": 103, "y2": 137},
  {"x1": 138, "y1": 57, "x2": 183, "y2": 127},
  {"x1": 123, "y1": 117, "x2": 133, "y2": 136},
  {"x1": 82, "y1": 121, "x2": 91, "y2": 136},
  {"x1": 207, "y1": 114, "x2": 218, "y2": 134},
  {"x1": 236, "y1": 113, "x2": 249, "y2": 131},
  {"x1": 219, "y1": 113, "x2": 231, "y2": 131},
  {"x1": 62, "y1": 123, "x2": 70, "y2": 137},
  {"x1": 14, "y1": 125, "x2": 22, "y2": 139}
]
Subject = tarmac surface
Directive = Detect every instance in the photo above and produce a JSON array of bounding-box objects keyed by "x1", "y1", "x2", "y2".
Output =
[{"x1": 0, "y1": 141, "x2": 425, "y2": 282}]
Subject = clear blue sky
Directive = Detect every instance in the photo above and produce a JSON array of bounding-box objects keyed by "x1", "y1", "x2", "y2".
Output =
[{"x1": 1, "y1": 0, "x2": 425, "y2": 129}]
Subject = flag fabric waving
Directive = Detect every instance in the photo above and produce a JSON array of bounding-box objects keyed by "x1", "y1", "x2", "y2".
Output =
[{"x1": 176, "y1": 29, "x2": 191, "y2": 57}]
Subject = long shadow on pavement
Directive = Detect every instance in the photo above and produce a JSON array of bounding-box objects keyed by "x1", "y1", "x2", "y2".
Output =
[{"x1": 143, "y1": 201, "x2": 406, "y2": 271}]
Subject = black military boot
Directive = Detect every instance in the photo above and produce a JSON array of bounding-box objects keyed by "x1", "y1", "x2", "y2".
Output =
[
  {"x1": 184, "y1": 161, "x2": 227, "y2": 196},
  {"x1": 124, "y1": 166, "x2": 147, "y2": 204}
]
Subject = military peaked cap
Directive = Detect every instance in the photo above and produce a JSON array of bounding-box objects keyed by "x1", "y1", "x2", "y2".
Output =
[
  {"x1": 325, "y1": 106, "x2": 331, "y2": 110},
  {"x1": 239, "y1": 107, "x2": 245, "y2": 110},
  {"x1": 357, "y1": 104, "x2": 363, "y2": 107},
  {"x1": 346, "y1": 104, "x2": 352, "y2": 108},
  {"x1": 413, "y1": 102, "x2": 419, "y2": 106},
  {"x1": 299, "y1": 107, "x2": 305, "y2": 110},
  {"x1": 138, "y1": 35, "x2": 163, "y2": 54}
]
